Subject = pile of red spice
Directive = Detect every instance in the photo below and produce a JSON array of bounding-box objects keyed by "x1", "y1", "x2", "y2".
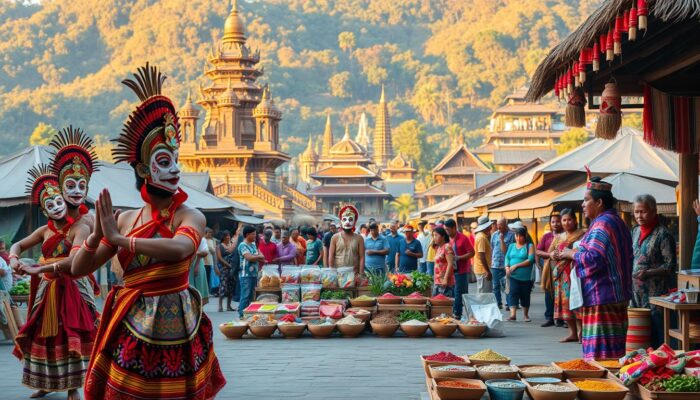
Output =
[
  {"x1": 424, "y1": 351, "x2": 464, "y2": 362},
  {"x1": 380, "y1": 293, "x2": 400, "y2": 298},
  {"x1": 438, "y1": 381, "x2": 481, "y2": 389},
  {"x1": 278, "y1": 314, "x2": 297, "y2": 323},
  {"x1": 406, "y1": 292, "x2": 425, "y2": 298},
  {"x1": 557, "y1": 359, "x2": 599, "y2": 370},
  {"x1": 431, "y1": 294, "x2": 451, "y2": 300}
]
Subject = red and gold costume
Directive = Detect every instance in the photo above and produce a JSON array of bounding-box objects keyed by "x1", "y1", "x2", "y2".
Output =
[
  {"x1": 84, "y1": 64, "x2": 225, "y2": 400},
  {"x1": 13, "y1": 165, "x2": 98, "y2": 392}
]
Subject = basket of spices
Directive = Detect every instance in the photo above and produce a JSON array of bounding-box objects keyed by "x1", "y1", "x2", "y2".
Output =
[
  {"x1": 525, "y1": 381, "x2": 579, "y2": 400},
  {"x1": 477, "y1": 364, "x2": 520, "y2": 381},
  {"x1": 570, "y1": 378, "x2": 629, "y2": 400},
  {"x1": 485, "y1": 379, "x2": 527, "y2": 400},
  {"x1": 554, "y1": 359, "x2": 606, "y2": 378},
  {"x1": 429, "y1": 293, "x2": 454, "y2": 307},
  {"x1": 277, "y1": 314, "x2": 306, "y2": 338},
  {"x1": 421, "y1": 352, "x2": 471, "y2": 378},
  {"x1": 344, "y1": 308, "x2": 371, "y2": 322},
  {"x1": 403, "y1": 291, "x2": 428, "y2": 305},
  {"x1": 219, "y1": 321, "x2": 248, "y2": 339},
  {"x1": 432, "y1": 378, "x2": 486, "y2": 400},
  {"x1": 518, "y1": 364, "x2": 564, "y2": 379},
  {"x1": 370, "y1": 311, "x2": 400, "y2": 337},
  {"x1": 248, "y1": 315, "x2": 277, "y2": 338},
  {"x1": 336, "y1": 315, "x2": 365, "y2": 337},
  {"x1": 350, "y1": 295, "x2": 376, "y2": 307},
  {"x1": 429, "y1": 315, "x2": 458, "y2": 338},
  {"x1": 469, "y1": 349, "x2": 511, "y2": 365},
  {"x1": 429, "y1": 365, "x2": 477, "y2": 379},
  {"x1": 307, "y1": 318, "x2": 336, "y2": 338},
  {"x1": 400, "y1": 319, "x2": 430, "y2": 338},
  {"x1": 376, "y1": 292, "x2": 402, "y2": 304},
  {"x1": 458, "y1": 320, "x2": 487, "y2": 338}
]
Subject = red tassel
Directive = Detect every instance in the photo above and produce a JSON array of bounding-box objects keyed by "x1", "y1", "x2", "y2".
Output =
[
  {"x1": 614, "y1": 16, "x2": 624, "y2": 55},
  {"x1": 623, "y1": 10, "x2": 630, "y2": 31},
  {"x1": 629, "y1": 7, "x2": 638, "y2": 40},
  {"x1": 592, "y1": 42, "x2": 600, "y2": 71},
  {"x1": 638, "y1": 0, "x2": 648, "y2": 30},
  {"x1": 573, "y1": 63, "x2": 580, "y2": 87},
  {"x1": 606, "y1": 25, "x2": 615, "y2": 61}
]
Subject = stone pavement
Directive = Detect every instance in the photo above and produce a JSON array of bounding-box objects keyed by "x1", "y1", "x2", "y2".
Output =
[{"x1": 0, "y1": 285, "x2": 583, "y2": 399}]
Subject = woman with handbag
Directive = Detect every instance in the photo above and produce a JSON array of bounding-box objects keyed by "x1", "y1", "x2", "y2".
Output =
[{"x1": 504, "y1": 221, "x2": 535, "y2": 322}]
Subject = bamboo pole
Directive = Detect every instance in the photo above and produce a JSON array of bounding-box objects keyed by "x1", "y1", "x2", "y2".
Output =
[{"x1": 678, "y1": 153, "x2": 698, "y2": 270}]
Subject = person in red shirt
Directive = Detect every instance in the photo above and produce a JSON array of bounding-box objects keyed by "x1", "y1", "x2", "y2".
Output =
[
  {"x1": 444, "y1": 219, "x2": 475, "y2": 319},
  {"x1": 258, "y1": 229, "x2": 278, "y2": 264}
]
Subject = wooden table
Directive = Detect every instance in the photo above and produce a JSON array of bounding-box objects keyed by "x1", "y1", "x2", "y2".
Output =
[{"x1": 649, "y1": 297, "x2": 700, "y2": 350}]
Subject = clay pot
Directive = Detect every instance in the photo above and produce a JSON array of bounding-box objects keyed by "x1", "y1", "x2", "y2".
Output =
[
  {"x1": 400, "y1": 323, "x2": 429, "y2": 338},
  {"x1": 249, "y1": 324, "x2": 277, "y2": 338},
  {"x1": 277, "y1": 323, "x2": 306, "y2": 338},
  {"x1": 337, "y1": 323, "x2": 365, "y2": 338},
  {"x1": 219, "y1": 323, "x2": 248, "y2": 339},
  {"x1": 429, "y1": 322, "x2": 458, "y2": 338},
  {"x1": 370, "y1": 321, "x2": 399, "y2": 337}
]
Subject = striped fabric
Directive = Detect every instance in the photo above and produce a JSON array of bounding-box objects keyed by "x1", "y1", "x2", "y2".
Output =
[
  {"x1": 643, "y1": 85, "x2": 700, "y2": 154},
  {"x1": 573, "y1": 209, "x2": 633, "y2": 307},
  {"x1": 580, "y1": 302, "x2": 628, "y2": 359}
]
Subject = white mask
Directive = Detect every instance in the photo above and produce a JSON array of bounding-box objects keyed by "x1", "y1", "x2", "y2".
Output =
[
  {"x1": 43, "y1": 194, "x2": 67, "y2": 220},
  {"x1": 62, "y1": 176, "x2": 87, "y2": 207},
  {"x1": 148, "y1": 148, "x2": 180, "y2": 193},
  {"x1": 341, "y1": 212, "x2": 356, "y2": 230}
]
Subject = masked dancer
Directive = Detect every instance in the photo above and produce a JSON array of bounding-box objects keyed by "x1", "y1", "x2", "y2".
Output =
[
  {"x1": 328, "y1": 205, "x2": 365, "y2": 276},
  {"x1": 10, "y1": 165, "x2": 96, "y2": 400},
  {"x1": 71, "y1": 64, "x2": 225, "y2": 400}
]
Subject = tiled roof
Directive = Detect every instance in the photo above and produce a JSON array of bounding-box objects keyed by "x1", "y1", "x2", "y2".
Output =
[
  {"x1": 307, "y1": 184, "x2": 390, "y2": 197},
  {"x1": 310, "y1": 165, "x2": 379, "y2": 179}
]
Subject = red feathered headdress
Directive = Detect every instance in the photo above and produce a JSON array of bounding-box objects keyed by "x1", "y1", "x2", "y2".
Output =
[
  {"x1": 49, "y1": 125, "x2": 99, "y2": 187},
  {"x1": 26, "y1": 164, "x2": 62, "y2": 206},
  {"x1": 112, "y1": 63, "x2": 180, "y2": 179},
  {"x1": 339, "y1": 204, "x2": 359, "y2": 230}
]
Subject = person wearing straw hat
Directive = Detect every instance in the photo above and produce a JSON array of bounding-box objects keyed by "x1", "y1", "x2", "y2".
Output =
[
  {"x1": 505, "y1": 221, "x2": 535, "y2": 322},
  {"x1": 472, "y1": 215, "x2": 494, "y2": 294}
]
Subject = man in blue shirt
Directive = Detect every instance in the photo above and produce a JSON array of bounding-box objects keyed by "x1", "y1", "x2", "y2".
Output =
[
  {"x1": 490, "y1": 217, "x2": 515, "y2": 310},
  {"x1": 238, "y1": 226, "x2": 266, "y2": 318},
  {"x1": 386, "y1": 222, "x2": 403, "y2": 272},
  {"x1": 396, "y1": 225, "x2": 423, "y2": 273},
  {"x1": 364, "y1": 223, "x2": 389, "y2": 274}
]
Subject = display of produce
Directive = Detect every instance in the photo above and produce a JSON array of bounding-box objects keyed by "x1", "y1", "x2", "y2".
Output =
[
  {"x1": 281, "y1": 284, "x2": 300, "y2": 303},
  {"x1": 556, "y1": 359, "x2": 599, "y2": 370},
  {"x1": 281, "y1": 266, "x2": 301, "y2": 284},
  {"x1": 430, "y1": 315, "x2": 458, "y2": 325},
  {"x1": 424, "y1": 352, "x2": 465, "y2": 362},
  {"x1": 259, "y1": 264, "x2": 281, "y2": 288},
  {"x1": 409, "y1": 271, "x2": 432, "y2": 292},
  {"x1": 660, "y1": 375, "x2": 700, "y2": 392},
  {"x1": 300, "y1": 265, "x2": 321, "y2": 284},
  {"x1": 9, "y1": 280, "x2": 29, "y2": 295},
  {"x1": 320, "y1": 267, "x2": 338, "y2": 289},
  {"x1": 534, "y1": 384, "x2": 577, "y2": 392},
  {"x1": 301, "y1": 284, "x2": 322, "y2": 302},
  {"x1": 337, "y1": 267, "x2": 355, "y2": 288},
  {"x1": 618, "y1": 344, "x2": 700, "y2": 388},
  {"x1": 572, "y1": 380, "x2": 621, "y2": 391},
  {"x1": 386, "y1": 273, "x2": 414, "y2": 295},
  {"x1": 398, "y1": 310, "x2": 427, "y2": 323},
  {"x1": 320, "y1": 290, "x2": 350, "y2": 300}
]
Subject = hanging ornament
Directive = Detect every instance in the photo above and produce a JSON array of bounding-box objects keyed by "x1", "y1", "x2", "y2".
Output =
[
  {"x1": 565, "y1": 87, "x2": 587, "y2": 128},
  {"x1": 629, "y1": 6, "x2": 638, "y2": 41},
  {"x1": 638, "y1": 0, "x2": 648, "y2": 31},
  {"x1": 614, "y1": 15, "x2": 624, "y2": 55},
  {"x1": 592, "y1": 42, "x2": 601, "y2": 71},
  {"x1": 596, "y1": 82, "x2": 622, "y2": 140},
  {"x1": 567, "y1": 67, "x2": 574, "y2": 95},
  {"x1": 579, "y1": 48, "x2": 593, "y2": 83},
  {"x1": 606, "y1": 24, "x2": 615, "y2": 61},
  {"x1": 574, "y1": 63, "x2": 580, "y2": 87}
]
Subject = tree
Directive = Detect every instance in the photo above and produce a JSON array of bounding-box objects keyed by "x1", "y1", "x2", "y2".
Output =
[
  {"x1": 337, "y1": 31, "x2": 356, "y2": 54},
  {"x1": 393, "y1": 120, "x2": 425, "y2": 166},
  {"x1": 464, "y1": 128, "x2": 488, "y2": 149},
  {"x1": 622, "y1": 113, "x2": 643, "y2": 130},
  {"x1": 29, "y1": 122, "x2": 57, "y2": 146},
  {"x1": 557, "y1": 128, "x2": 590, "y2": 155},
  {"x1": 328, "y1": 72, "x2": 351, "y2": 98},
  {"x1": 390, "y1": 194, "x2": 416, "y2": 223}
]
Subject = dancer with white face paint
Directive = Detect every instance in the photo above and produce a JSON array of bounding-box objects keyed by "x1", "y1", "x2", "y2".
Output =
[
  {"x1": 328, "y1": 204, "x2": 365, "y2": 276},
  {"x1": 9, "y1": 164, "x2": 96, "y2": 400},
  {"x1": 71, "y1": 64, "x2": 225, "y2": 400}
]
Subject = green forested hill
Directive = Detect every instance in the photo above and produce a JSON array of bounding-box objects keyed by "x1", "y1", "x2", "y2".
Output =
[{"x1": 0, "y1": 0, "x2": 596, "y2": 177}]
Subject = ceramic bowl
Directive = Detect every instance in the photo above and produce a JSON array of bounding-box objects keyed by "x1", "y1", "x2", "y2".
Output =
[
  {"x1": 477, "y1": 364, "x2": 520, "y2": 381},
  {"x1": 218, "y1": 323, "x2": 248, "y2": 339},
  {"x1": 433, "y1": 378, "x2": 486, "y2": 400},
  {"x1": 307, "y1": 323, "x2": 336, "y2": 338},
  {"x1": 336, "y1": 323, "x2": 365, "y2": 338},
  {"x1": 277, "y1": 323, "x2": 306, "y2": 338},
  {"x1": 429, "y1": 298, "x2": 455, "y2": 307},
  {"x1": 485, "y1": 379, "x2": 527, "y2": 400},
  {"x1": 525, "y1": 381, "x2": 578, "y2": 400},
  {"x1": 349, "y1": 298, "x2": 376, "y2": 307},
  {"x1": 376, "y1": 296, "x2": 402, "y2": 304},
  {"x1": 344, "y1": 309, "x2": 371, "y2": 322},
  {"x1": 429, "y1": 365, "x2": 477, "y2": 379},
  {"x1": 458, "y1": 324, "x2": 487, "y2": 338},
  {"x1": 400, "y1": 323, "x2": 429, "y2": 337},
  {"x1": 429, "y1": 322, "x2": 458, "y2": 338},
  {"x1": 403, "y1": 297, "x2": 428, "y2": 305},
  {"x1": 523, "y1": 377, "x2": 562, "y2": 385},
  {"x1": 370, "y1": 321, "x2": 399, "y2": 337},
  {"x1": 248, "y1": 324, "x2": 277, "y2": 338},
  {"x1": 421, "y1": 355, "x2": 471, "y2": 378}
]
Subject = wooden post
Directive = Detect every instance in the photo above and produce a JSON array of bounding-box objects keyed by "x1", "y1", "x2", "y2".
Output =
[{"x1": 678, "y1": 153, "x2": 699, "y2": 270}]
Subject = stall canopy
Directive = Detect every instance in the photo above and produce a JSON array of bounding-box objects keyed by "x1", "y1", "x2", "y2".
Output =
[{"x1": 0, "y1": 146, "x2": 252, "y2": 213}]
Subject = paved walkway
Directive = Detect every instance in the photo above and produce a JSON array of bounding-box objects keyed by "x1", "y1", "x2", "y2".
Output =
[{"x1": 0, "y1": 285, "x2": 583, "y2": 399}]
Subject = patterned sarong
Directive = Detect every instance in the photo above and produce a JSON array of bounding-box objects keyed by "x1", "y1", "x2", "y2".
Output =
[{"x1": 579, "y1": 302, "x2": 628, "y2": 359}]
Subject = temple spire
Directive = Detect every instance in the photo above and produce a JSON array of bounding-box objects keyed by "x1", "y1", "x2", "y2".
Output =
[
  {"x1": 322, "y1": 113, "x2": 334, "y2": 157},
  {"x1": 373, "y1": 86, "x2": 394, "y2": 168},
  {"x1": 380, "y1": 84, "x2": 385, "y2": 103}
]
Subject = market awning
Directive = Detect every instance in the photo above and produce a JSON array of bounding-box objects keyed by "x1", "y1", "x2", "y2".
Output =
[{"x1": 229, "y1": 214, "x2": 268, "y2": 225}]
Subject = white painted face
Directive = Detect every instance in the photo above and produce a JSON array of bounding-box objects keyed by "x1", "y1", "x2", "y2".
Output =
[
  {"x1": 149, "y1": 148, "x2": 180, "y2": 193},
  {"x1": 43, "y1": 194, "x2": 67, "y2": 220},
  {"x1": 341, "y1": 210, "x2": 356, "y2": 231},
  {"x1": 62, "y1": 176, "x2": 87, "y2": 207}
]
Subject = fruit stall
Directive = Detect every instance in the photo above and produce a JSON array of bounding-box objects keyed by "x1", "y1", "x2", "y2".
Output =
[{"x1": 418, "y1": 345, "x2": 700, "y2": 400}]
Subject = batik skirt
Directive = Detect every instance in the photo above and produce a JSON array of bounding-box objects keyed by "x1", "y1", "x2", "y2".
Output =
[{"x1": 579, "y1": 302, "x2": 628, "y2": 360}]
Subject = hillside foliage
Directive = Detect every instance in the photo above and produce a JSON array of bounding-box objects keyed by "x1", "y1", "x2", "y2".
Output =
[{"x1": 0, "y1": 0, "x2": 596, "y2": 176}]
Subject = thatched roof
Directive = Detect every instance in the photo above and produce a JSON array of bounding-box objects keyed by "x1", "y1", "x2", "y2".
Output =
[{"x1": 526, "y1": 0, "x2": 700, "y2": 101}]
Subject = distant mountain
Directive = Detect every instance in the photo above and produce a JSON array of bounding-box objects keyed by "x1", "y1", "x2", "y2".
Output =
[{"x1": 0, "y1": 0, "x2": 596, "y2": 158}]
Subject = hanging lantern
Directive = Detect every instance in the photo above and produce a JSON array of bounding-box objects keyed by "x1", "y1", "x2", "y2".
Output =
[
  {"x1": 638, "y1": 0, "x2": 648, "y2": 31},
  {"x1": 629, "y1": 6, "x2": 638, "y2": 41},
  {"x1": 592, "y1": 42, "x2": 600, "y2": 71},
  {"x1": 614, "y1": 15, "x2": 625, "y2": 55},
  {"x1": 596, "y1": 82, "x2": 622, "y2": 139},
  {"x1": 606, "y1": 25, "x2": 615, "y2": 61},
  {"x1": 565, "y1": 87, "x2": 587, "y2": 128}
]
